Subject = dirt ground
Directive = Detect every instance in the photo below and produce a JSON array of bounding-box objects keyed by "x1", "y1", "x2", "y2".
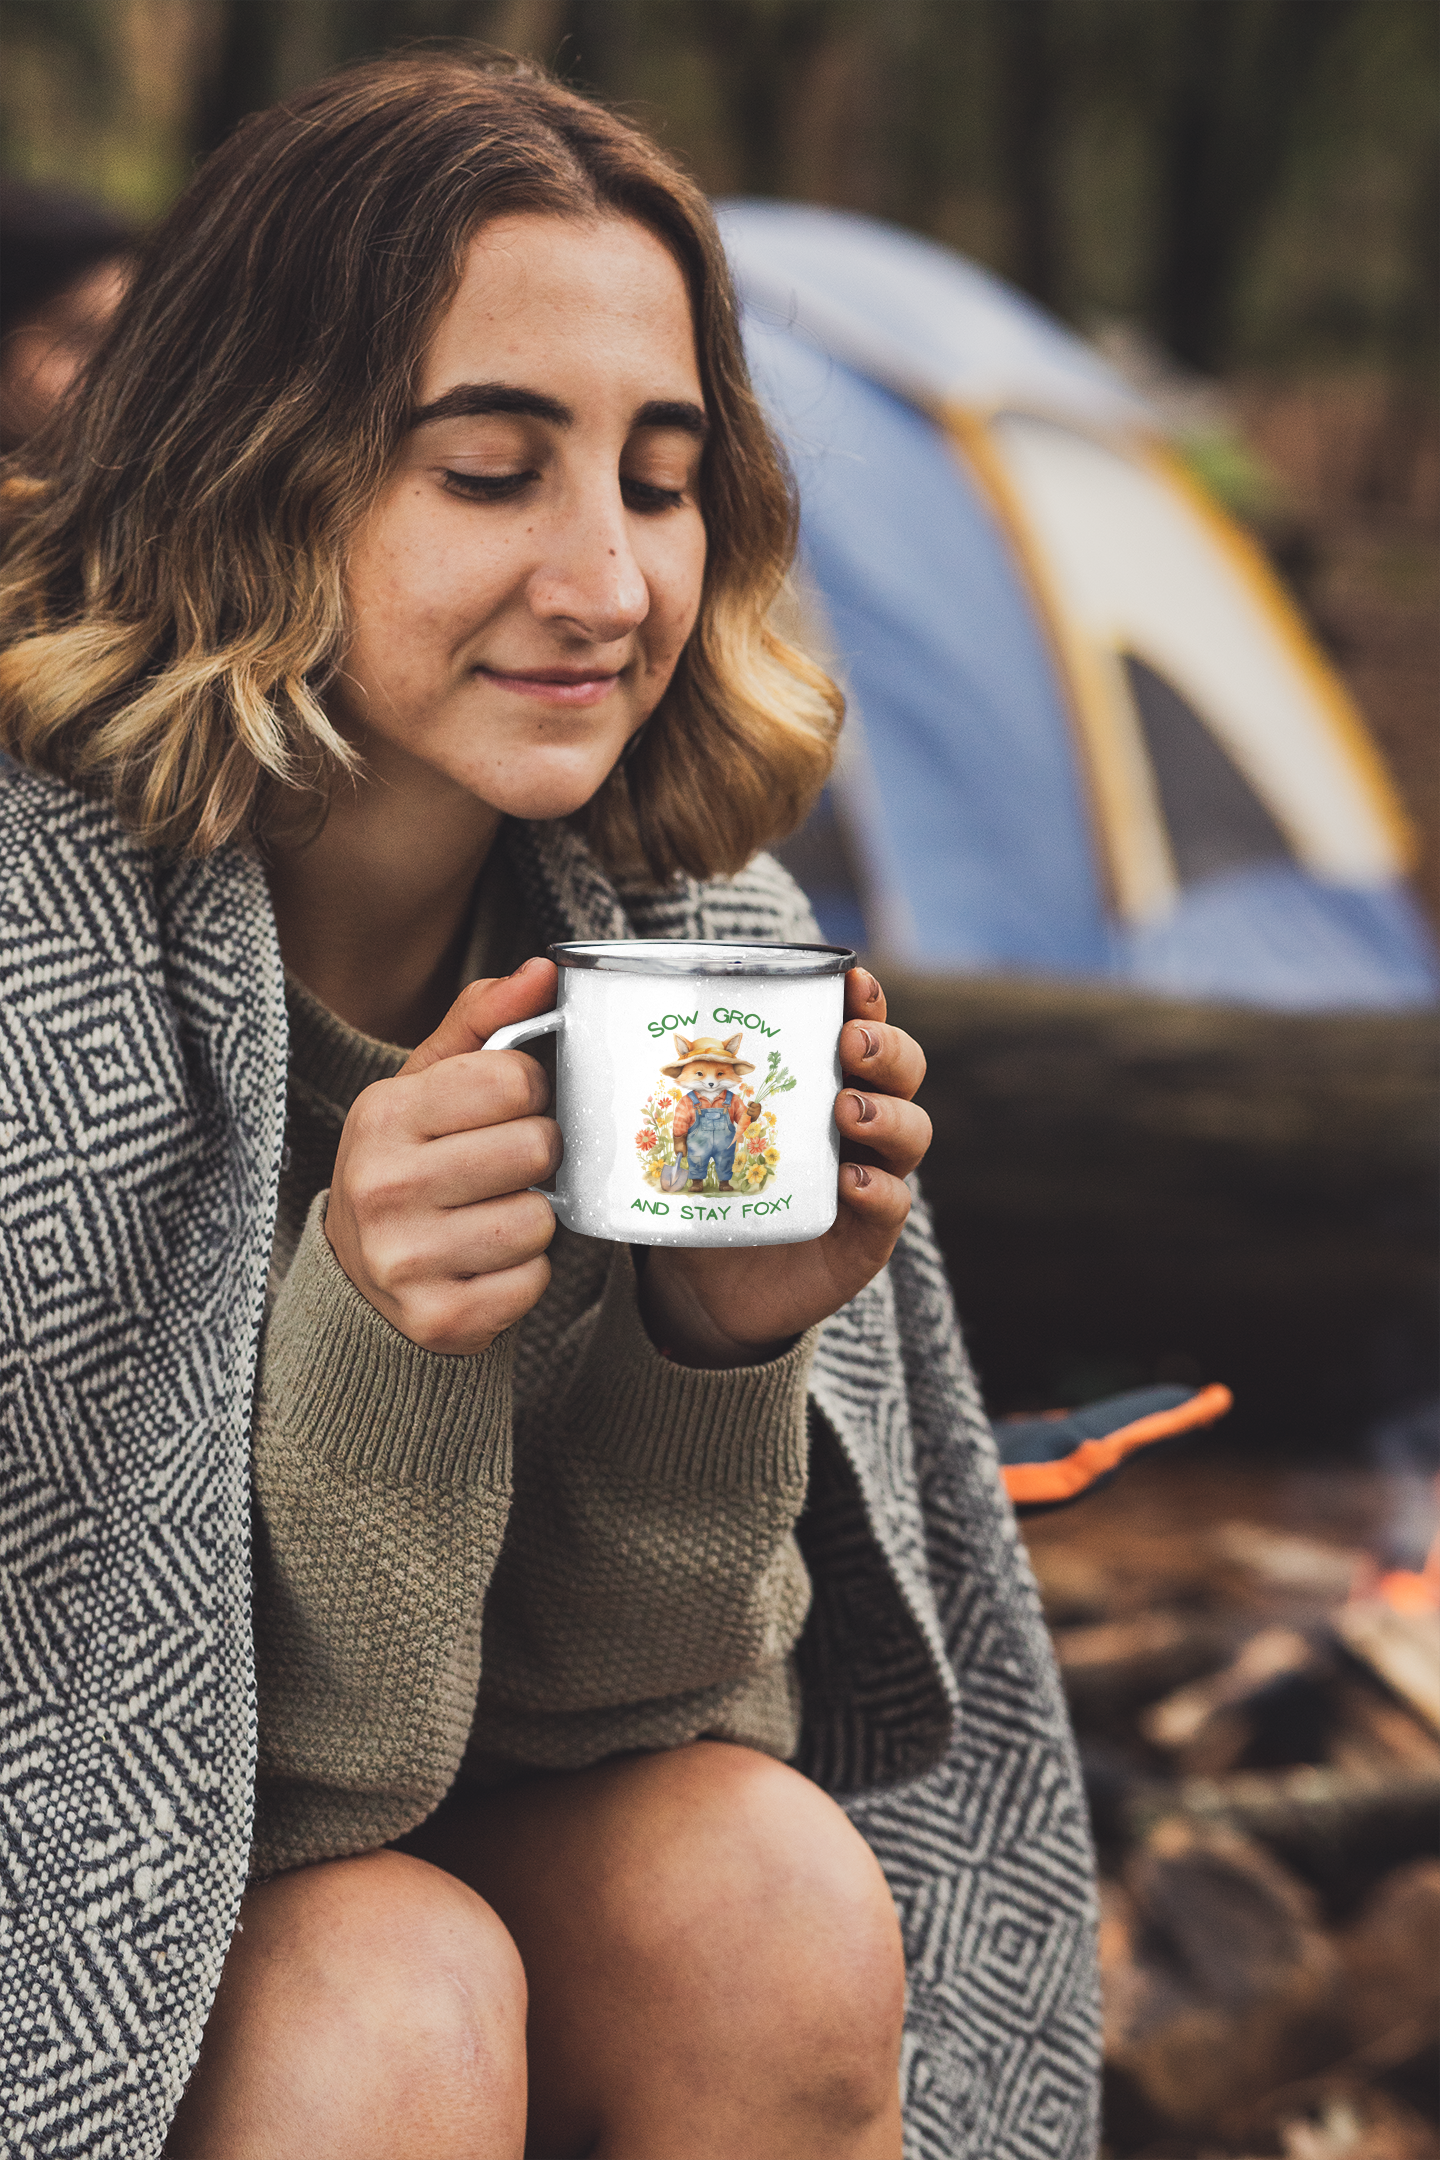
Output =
[{"x1": 1020, "y1": 1436, "x2": 1440, "y2": 2159}]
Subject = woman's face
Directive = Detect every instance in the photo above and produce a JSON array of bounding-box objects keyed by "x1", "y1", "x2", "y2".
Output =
[{"x1": 332, "y1": 212, "x2": 708, "y2": 824}]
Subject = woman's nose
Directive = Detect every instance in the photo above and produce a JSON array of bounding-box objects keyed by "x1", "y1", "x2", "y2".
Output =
[{"x1": 529, "y1": 485, "x2": 649, "y2": 643}]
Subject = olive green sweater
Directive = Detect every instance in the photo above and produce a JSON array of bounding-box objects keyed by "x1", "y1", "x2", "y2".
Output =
[{"x1": 249, "y1": 973, "x2": 817, "y2": 1880}]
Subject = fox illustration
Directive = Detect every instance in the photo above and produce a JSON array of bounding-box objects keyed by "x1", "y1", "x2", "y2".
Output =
[{"x1": 657, "y1": 1032, "x2": 761, "y2": 1193}]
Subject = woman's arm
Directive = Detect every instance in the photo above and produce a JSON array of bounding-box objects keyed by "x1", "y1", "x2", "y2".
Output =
[
  {"x1": 249, "y1": 1196, "x2": 515, "y2": 1877},
  {"x1": 465, "y1": 1241, "x2": 817, "y2": 1782},
  {"x1": 250, "y1": 962, "x2": 565, "y2": 1875}
]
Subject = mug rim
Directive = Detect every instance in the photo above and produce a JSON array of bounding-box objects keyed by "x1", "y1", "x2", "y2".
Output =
[{"x1": 549, "y1": 939, "x2": 856, "y2": 978}]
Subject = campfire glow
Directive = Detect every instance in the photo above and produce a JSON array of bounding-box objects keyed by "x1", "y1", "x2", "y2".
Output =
[{"x1": 1372, "y1": 1517, "x2": 1440, "y2": 1617}]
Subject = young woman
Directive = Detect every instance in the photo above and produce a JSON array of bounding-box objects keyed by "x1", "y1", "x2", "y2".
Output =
[{"x1": 0, "y1": 52, "x2": 1099, "y2": 2160}]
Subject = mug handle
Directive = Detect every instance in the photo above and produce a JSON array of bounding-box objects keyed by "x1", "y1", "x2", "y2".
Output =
[
  {"x1": 484, "y1": 1007, "x2": 569, "y2": 1218},
  {"x1": 485, "y1": 1008, "x2": 565, "y2": 1057}
]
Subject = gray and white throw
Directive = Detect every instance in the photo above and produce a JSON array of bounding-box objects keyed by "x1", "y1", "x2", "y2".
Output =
[{"x1": 0, "y1": 760, "x2": 1100, "y2": 2157}]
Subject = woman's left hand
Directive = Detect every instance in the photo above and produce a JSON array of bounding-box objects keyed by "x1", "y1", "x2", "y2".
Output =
[{"x1": 638, "y1": 968, "x2": 930, "y2": 1367}]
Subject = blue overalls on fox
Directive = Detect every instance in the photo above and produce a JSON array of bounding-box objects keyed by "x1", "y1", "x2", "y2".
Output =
[{"x1": 685, "y1": 1090, "x2": 741, "y2": 1184}]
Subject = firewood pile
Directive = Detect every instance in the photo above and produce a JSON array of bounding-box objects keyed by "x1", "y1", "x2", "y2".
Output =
[{"x1": 1019, "y1": 1445, "x2": 1440, "y2": 2159}]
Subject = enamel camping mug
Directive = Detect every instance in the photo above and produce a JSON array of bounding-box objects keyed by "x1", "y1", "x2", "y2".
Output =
[{"x1": 485, "y1": 940, "x2": 856, "y2": 1247}]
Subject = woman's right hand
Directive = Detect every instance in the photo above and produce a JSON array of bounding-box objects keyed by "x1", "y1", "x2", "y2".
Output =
[{"x1": 324, "y1": 958, "x2": 562, "y2": 1355}]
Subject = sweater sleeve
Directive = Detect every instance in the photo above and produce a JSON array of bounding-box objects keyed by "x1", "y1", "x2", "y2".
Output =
[
  {"x1": 464, "y1": 1245, "x2": 817, "y2": 1783},
  {"x1": 250, "y1": 1192, "x2": 514, "y2": 1879}
]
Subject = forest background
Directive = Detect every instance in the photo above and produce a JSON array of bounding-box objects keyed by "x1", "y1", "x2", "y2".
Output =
[
  {"x1": 6, "y1": 14, "x2": 1436, "y2": 2140},
  {"x1": 2, "y1": 0, "x2": 1434, "y2": 920}
]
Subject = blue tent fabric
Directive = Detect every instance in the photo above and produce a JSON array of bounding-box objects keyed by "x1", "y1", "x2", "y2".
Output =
[
  {"x1": 719, "y1": 197, "x2": 1147, "y2": 432},
  {"x1": 745, "y1": 314, "x2": 1113, "y2": 975},
  {"x1": 1121, "y1": 862, "x2": 1440, "y2": 1010},
  {"x1": 725, "y1": 204, "x2": 1440, "y2": 1012}
]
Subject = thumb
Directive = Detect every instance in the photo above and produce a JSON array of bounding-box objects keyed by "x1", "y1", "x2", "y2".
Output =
[{"x1": 398, "y1": 956, "x2": 558, "y2": 1077}]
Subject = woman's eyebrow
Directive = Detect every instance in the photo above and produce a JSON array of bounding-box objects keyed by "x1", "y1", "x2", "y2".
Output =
[
  {"x1": 412, "y1": 383, "x2": 572, "y2": 427},
  {"x1": 633, "y1": 399, "x2": 708, "y2": 437},
  {"x1": 409, "y1": 387, "x2": 707, "y2": 436}
]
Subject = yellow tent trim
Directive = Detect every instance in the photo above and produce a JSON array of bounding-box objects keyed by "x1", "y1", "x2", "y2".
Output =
[
  {"x1": 943, "y1": 403, "x2": 1177, "y2": 924},
  {"x1": 1142, "y1": 442, "x2": 1417, "y2": 876}
]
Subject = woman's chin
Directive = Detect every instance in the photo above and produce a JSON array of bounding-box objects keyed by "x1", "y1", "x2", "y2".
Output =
[{"x1": 457, "y1": 749, "x2": 629, "y2": 826}]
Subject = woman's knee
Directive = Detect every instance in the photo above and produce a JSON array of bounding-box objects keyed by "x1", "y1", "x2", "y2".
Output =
[
  {"x1": 170, "y1": 1849, "x2": 526, "y2": 2158},
  {"x1": 258, "y1": 1846, "x2": 523, "y2": 2015},
  {"x1": 595, "y1": 1744, "x2": 907, "y2": 2120}
]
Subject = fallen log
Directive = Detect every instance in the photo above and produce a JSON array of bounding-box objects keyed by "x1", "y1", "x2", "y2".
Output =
[
  {"x1": 1217, "y1": 1867, "x2": 1440, "y2": 2149},
  {"x1": 1051, "y1": 1609, "x2": 1233, "y2": 1720},
  {"x1": 886, "y1": 974, "x2": 1439, "y2": 1246},
  {"x1": 1209, "y1": 1523, "x2": 1363, "y2": 1607},
  {"x1": 1139, "y1": 1626, "x2": 1330, "y2": 1776},
  {"x1": 1028, "y1": 1545, "x2": 1115, "y2": 1626},
  {"x1": 1336, "y1": 1859, "x2": 1440, "y2": 2053},
  {"x1": 1100, "y1": 1820, "x2": 1340, "y2": 2138},
  {"x1": 1127, "y1": 1763, "x2": 1440, "y2": 1875},
  {"x1": 1328, "y1": 1674, "x2": 1440, "y2": 1775},
  {"x1": 883, "y1": 972, "x2": 1439, "y2": 1432},
  {"x1": 1332, "y1": 1600, "x2": 1440, "y2": 1734}
]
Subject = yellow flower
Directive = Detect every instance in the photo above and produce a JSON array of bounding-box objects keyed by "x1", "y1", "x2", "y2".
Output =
[{"x1": 764, "y1": 1147, "x2": 779, "y2": 1165}]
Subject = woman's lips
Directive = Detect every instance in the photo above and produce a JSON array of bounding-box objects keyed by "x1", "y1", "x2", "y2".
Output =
[{"x1": 477, "y1": 665, "x2": 622, "y2": 707}]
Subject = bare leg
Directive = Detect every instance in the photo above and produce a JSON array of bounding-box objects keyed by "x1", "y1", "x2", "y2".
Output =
[
  {"x1": 164, "y1": 1850, "x2": 527, "y2": 2160},
  {"x1": 402, "y1": 1741, "x2": 907, "y2": 2160}
]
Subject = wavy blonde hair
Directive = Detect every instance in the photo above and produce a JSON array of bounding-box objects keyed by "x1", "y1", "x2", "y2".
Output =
[{"x1": 0, "y1": 51, "x2": 840, "y2": 880}]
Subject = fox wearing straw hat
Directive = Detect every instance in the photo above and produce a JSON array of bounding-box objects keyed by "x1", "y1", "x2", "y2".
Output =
[{"x1": 659, "y1": 1032, "x2": 761, "y2": 1193}]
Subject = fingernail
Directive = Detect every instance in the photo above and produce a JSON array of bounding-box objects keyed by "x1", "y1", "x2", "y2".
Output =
[
  {"x1": 848, "y1": 1091, "x2": 876, "y2": 1124},
  {"x1": 847, "y1": 1162, "x2": 871, "y2": 1190},
  {"x1": 855, "y1": 1025, "x2": 877, "y2": 1058},
  {"x1": 859, "y1": 970, "x2": 881, "y2": 1004}
]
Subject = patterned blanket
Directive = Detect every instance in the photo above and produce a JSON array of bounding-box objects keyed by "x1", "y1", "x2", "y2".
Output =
[{"x1": 0, "y1": 762, "x2": 1100, "y2": 2157}]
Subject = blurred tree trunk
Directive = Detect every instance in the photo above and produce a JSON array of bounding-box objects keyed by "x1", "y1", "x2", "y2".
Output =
[
  {"x1": 194, "y1": 0, "x2": 287, "y2": 155},
  {"x1": 992, "y1": 0, "x2": 1061, "y2": 310},
  {"x1": 692, "y1": 1, "x2": 846, "y2": 198},
  {"x1": 325, "y1": 0, "x2": 508, "y2": 65},
  {"x1": 550, "y1": 0, "x2": 620, "y2": 92},
  {"x1": 1154, "y1": 0, "x2": 1356, "y2": 371},
  {"x1": 1359, "y1": 133, "x2": 1440, "y2": 510},
  {"x1": 192, "y1": 1, "x2": 546, "y2": 162}
]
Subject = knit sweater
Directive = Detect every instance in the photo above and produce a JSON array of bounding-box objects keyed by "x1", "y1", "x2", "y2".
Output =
[
  {"x1": 0, "y1": 767, "x2": 1102, "y2": 2160},
  {"x1": 251, "y1": 971, "x2": 816, "y2": 1877}
]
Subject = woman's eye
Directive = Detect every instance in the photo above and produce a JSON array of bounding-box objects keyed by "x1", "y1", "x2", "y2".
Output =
[
  {"x1": 439, "y1": 469, "x2": 686, "y2": 511},
  {"x1": 622, "y1": 477, "x2": 685, "y2": 513},
  {"x1": 441, "y1": 469, "x2": 534, "y2": 502}
]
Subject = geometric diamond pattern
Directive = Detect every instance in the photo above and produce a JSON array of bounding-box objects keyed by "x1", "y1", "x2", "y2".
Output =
[
  {"x1": 1, "y1": 767, "x2": 286, "y2": 2158},
  {"x1": 0, "y1": 779, "x2": 1097, "y2": 2157}
]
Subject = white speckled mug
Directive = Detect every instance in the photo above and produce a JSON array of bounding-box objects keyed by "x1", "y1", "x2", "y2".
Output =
[{"x1": 485, "y1": 940, "x2": 855, "y2": 1247}]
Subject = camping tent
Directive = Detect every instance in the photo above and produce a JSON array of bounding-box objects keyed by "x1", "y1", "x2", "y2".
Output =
[{"x1": 718, "y1": 202, "x2": 1438, "y2": 1010}]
